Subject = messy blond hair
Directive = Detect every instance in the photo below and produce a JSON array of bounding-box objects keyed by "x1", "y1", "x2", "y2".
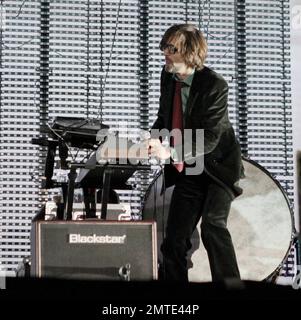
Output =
[{"x1": 160, "y1": 24, "x2": 207, "y2": 70}]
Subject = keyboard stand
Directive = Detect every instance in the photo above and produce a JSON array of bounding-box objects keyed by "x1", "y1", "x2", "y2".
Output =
[{"x1": 64, "y1": 163, "x2": 151, "y2": 220}]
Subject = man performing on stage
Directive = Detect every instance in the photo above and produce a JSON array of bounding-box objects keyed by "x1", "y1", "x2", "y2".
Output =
[{"x1": 148, "y1": 24, "x2": 243, "y2": 282}]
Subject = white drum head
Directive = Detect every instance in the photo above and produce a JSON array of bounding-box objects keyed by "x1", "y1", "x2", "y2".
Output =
[{"x1": 188, "y1": 159, "x2": 293, "y2": 282}]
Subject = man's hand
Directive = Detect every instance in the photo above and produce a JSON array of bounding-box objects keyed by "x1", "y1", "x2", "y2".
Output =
[{"x1": 148, "y1": 139, "x2": 171, "y2": 160}]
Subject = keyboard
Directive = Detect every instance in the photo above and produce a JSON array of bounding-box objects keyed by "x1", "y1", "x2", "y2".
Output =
[{"x1": 50, "y1": 116, "x2": 109, "y2": 148}]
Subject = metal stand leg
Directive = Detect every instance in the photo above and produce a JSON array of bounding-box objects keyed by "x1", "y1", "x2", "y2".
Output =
[
  {"x1": 100, "y1": 167, "x2": 112, "y2": 220},
  {"x1": 64, "y1": 166, "x2": 77, "y2": 220},
  {"x1": 83, "y1": 187, "x2": 97, "y2": 218},
  {"x1": 44, "y1": 141, "x2": 58, "y2": 188}
]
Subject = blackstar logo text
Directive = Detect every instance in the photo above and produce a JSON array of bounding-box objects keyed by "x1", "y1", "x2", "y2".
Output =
[{"x1": 69, "y1": 233, "x2": 127, "y2": 244}]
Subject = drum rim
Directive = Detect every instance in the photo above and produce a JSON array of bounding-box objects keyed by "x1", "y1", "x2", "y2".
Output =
[
  {"x1": 241, "y1": 156, "x2": 296, "y2": 280},
  {"x1": 142, "y1": 157, "x2": 296, "y2": 281},
  {"x1": 141, "y1": 169, "x2": 163, "y2": 211},
  {"x1": 242, "y1": 156, "x2": 296, "y2": 234},
  {"x1": 143, "y1": 158, "x2": 295, "y2": 228}
]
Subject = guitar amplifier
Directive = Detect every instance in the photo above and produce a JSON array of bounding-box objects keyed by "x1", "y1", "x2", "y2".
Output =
[{"x1": 31, "y1": 220, "x2": 157, "y2": 281}]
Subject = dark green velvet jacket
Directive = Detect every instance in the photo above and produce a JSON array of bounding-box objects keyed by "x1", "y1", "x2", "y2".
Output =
[{"x1": 151, "y1": 66, "x2": 243, "y2": 199}]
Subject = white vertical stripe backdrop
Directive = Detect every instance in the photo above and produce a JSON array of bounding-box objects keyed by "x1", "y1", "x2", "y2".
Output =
[{"x1": 0, "y1": 0, "x2": 294, "y2": 279}]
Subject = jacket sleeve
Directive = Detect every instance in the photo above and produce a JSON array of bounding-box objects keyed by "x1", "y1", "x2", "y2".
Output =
[
  {"x1": 176, "y1": 78, "x2": 229, "y2": 162},
  {"x1": 201, "y1": 80, "x2": 229, "y2": 153}
]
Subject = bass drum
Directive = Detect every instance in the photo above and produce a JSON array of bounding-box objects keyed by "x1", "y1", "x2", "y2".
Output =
[{"x1": 142, "y1": 158, "x2": 294, "y2": 282}]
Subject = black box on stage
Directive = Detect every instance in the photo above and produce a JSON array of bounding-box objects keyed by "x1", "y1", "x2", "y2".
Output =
[{"x1": 31, "y1": 220, "x2": 157, "y2": 281}]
